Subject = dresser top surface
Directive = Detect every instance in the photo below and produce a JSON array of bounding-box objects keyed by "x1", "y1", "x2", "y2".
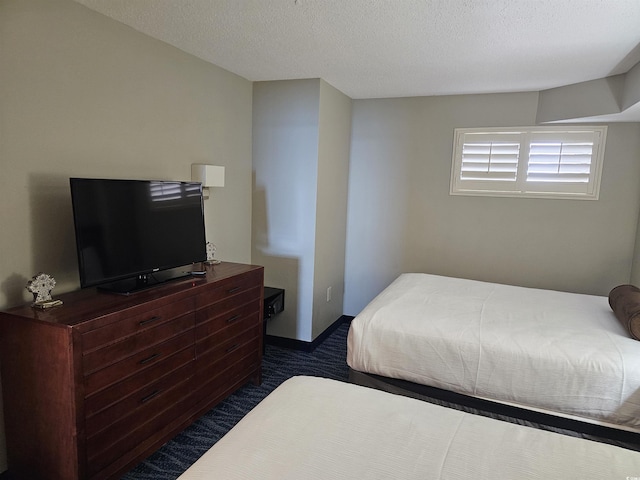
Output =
[{"x1": 1, "y1": 262, "x2": 263, "y2": 327}]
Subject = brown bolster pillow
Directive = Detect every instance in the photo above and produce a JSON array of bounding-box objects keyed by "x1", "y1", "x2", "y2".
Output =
[{"x1": 609, "y1": 284, "x2": 640, "y2": 340}]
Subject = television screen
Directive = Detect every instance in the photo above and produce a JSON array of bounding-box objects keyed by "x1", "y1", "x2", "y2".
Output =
[{"x1": 70, "y1": 178, "x2": 207, "y2": 294}]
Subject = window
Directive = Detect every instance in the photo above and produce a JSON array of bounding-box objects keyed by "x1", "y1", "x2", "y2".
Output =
[{"x1": 450, "y1": 126, "x2": 607, "y2": 199}]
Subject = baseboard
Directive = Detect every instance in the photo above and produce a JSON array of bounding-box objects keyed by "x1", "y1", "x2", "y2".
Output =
[{"x1": 265, "y1": 315, "x2": 353, "y2": 352}]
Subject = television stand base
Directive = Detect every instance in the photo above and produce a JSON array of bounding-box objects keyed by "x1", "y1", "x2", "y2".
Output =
[{"x1": 98, "y1": 268, "x2": 192, "y2": 295}]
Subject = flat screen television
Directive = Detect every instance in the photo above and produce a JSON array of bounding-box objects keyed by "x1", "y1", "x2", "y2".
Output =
[{"x1": 70, "y1": 178, "x2": 207, "y2": 294}]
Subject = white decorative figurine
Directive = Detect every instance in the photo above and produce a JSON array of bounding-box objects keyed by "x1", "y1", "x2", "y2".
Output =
[
  {"x1": 26, "y1": 272, "x2": 62, "y2": 308},
  {"x1": 205, "y1": 242, "x2": 221, "y2": 265}
]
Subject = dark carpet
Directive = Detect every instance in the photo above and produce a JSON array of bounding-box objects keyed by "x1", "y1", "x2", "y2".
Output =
[{"x1": 121, "y1": 321, "x2": 350, "y2": 479}]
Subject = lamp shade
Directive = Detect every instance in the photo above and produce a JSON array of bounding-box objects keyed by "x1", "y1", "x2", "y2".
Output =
[{"x1": 191, "y1": 164, "x2": 225, "y2": 188}]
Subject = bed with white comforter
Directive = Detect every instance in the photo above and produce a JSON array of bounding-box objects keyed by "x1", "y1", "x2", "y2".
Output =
[
  {"x1": 178, "y1": 376, "x2": 640, "y2": 479},
  {"x1": 347, "y1": 273, "x2": 640, "y2": 433}
]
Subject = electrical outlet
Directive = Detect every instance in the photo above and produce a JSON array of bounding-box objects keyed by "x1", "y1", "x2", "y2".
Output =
[{"x1": 327, "y1": 286, "x2": 332, "y2": 302}]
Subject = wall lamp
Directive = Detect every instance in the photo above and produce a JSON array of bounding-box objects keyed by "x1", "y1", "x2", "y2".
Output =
[{"x1": 191, "y1": 164, "x2": 225, "y2": 198}]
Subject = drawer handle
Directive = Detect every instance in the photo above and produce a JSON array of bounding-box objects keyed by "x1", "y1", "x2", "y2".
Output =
[
  {"x1": 226, "y1": 343, "x2": 240, "y2": 354},
  {"x1": 227, "y1": 287, "x2": 242, "y2": 294},
  {"x1": 139, "y1": 353, "x2": 161, "y2": 365},
  {"x1": 140, "y1": 389, "x2": 161, "y2": 404},
  {"x1": 139, "y1": 315, "x2": 161, "y2": 326},
  {"x1": 226, "y1": 314, "x2": 241, "y2": 324}
]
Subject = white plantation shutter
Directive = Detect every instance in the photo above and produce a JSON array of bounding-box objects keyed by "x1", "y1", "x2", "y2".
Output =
[
  {"x1": 527, "y1": 142, "x2": 593, "y2": 183},
  {"x1": 461, "y1": 140, "x2": 520, "y2": 182},
  {"x1": 524, "y1": 131, "x2": 603, "y2": 196},
  {"x1": 451, "y1": 127, "x2": 607, "y2": 199}
]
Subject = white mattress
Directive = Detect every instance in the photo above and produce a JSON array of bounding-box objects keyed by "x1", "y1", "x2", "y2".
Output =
[
  {"x1": 347, "y1": 273, "x2": 640, "y2": 431},
  {"x1": 178, "y1": 376, "x2": 640, "y2": 479}
]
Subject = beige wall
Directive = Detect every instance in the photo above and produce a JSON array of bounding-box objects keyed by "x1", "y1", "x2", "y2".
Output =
[
  {"x1": 312, "y1": 81, "x2": 352, "y2": 338},
  {"x1": 0, "y1": 0, "x2": 253, "y2": 310},
  {"x1": 0, "y1": 0, "x2": 254, "y2": 470},
  {"x1": 344, "y1": 93, "x2": 640, "y2": 314}
]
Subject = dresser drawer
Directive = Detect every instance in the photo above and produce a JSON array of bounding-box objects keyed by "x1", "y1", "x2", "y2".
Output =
[
  {"x1": 83, "y1": 313, "x2": 195, "y2": 375},
  {"x1": 195, "y1": 287, "x2": 261, "y2": 326},
  {"x1": 195, "y1": 270, "x2": 262, "y2": 310},
  {"x1": 84, "y1": 348, "x2": 196, "y2": 433},
  {"x1": 86, "y1": 372, "x2": 194, "y2": 461},
  {"x1": 86, "y1": 387, "x2": 195, "y2": 478},
  {"x1": 197, "y1": 328, "x2": 261, "y2": 381},
  {"x1": 194, "y1": 341, "x2": 260, "y2": 401},
  {"x1": 86, "y1": 361, "x2": 195, "y2": 442},
  {"x1": 196, "y1": 307, "x2": 260, "y2": 356},
  {"x1": 82, "y1": 297, "x2": 195, "y2": 351},
  {"x1": 84, "y1": 330, "x2": 194, "y2": 396}
]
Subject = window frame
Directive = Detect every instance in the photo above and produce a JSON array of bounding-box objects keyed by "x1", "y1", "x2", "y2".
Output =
[{"x1": 449, "y1": 126, "x2": 607, "y2": 200}]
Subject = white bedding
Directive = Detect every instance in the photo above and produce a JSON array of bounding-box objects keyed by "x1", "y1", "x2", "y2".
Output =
[
  {"x1": 347, "y1": 273, "x2": 640, "y2": 431},
  {"x1": 178, "y1": 376, "x2": 640, "y2": 479}
]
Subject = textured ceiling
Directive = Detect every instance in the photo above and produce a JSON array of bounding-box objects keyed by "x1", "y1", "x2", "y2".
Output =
[{"x1": 74, "y1": 0, "x2": 640, "y2": 102}]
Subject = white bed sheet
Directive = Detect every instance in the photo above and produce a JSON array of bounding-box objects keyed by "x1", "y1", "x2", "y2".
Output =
[
  {"x1": 347, "y1": 273, "x2": 640, "y2": 431},
  {"x1": 178, "y1": 376, "x2": 640, "y2": 480}
]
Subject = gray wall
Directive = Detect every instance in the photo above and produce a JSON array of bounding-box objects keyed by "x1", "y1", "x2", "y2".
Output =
[
  {"x1": 0, "y1": 0, "x2": 254, "y2": 470},
  {"x1": 252, "y1": 79, "x2": 351, "y2": 341},
  {"x1": 344, "y1": 93, "x2": 640, "y2": 314},
  {"x1": 252, "y1": 79, "x2": 321, "y2": 341}
]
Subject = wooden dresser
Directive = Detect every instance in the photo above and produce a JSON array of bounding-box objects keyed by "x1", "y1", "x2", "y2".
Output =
[{"x1": 0, "y1": 262, "x2": 263, "y2": 480}]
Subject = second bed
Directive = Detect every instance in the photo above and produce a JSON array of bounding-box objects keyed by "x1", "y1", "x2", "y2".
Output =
[{"x1": 347, "y1": 273, "x2": 640, "y2": 442}]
